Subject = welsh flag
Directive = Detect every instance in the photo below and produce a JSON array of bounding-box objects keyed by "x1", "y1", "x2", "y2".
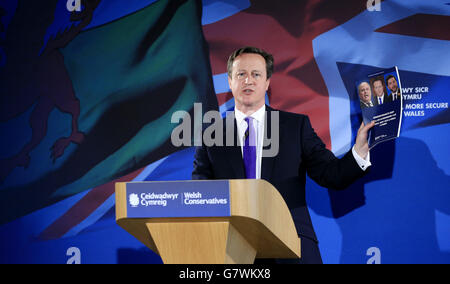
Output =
[{"x1": 0, "y1": 0, "x2": 217, "y2": 224}]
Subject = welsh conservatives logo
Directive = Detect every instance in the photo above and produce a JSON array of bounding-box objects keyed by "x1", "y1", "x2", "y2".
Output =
[
  {"x1": 125, "y1": 181, "x2": 231, "y2": 218},
  {"x1": 129, "y1": 193, "x2": 139, "y2": 208}
]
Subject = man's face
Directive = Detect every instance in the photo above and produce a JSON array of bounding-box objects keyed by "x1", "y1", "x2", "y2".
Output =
[
  {"x1": 373, "y1": 80, "x2": 384, "y2": 97},
  {"x1": 228, "y1": 53, "x2": 270, "y2": 111},
  {"x1": 387, "y1": 77, "x2": 398, "y2": 92},
  {"x1": 358, "y1": 82, "x2": 372, "y2": 103}
]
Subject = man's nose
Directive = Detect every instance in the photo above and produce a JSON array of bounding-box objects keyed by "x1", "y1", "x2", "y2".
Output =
[{"x1": 244, "y1": 76, "x2": 255, "y2": 85}]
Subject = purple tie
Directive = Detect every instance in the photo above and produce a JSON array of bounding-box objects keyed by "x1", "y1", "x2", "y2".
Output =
[{"x1": 243, "y1": 117, "x2": 256, "y2": 179}]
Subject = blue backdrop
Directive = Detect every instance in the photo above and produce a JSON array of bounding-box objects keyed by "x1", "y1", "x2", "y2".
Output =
[{"x1": 0, "y1": 0, "x2": 449, "y2": 264}]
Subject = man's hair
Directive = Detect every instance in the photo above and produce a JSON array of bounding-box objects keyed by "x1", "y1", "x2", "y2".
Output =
[
  {"x1": 386, "y1": 75, "x2": 396, "y2": 83},
  {"x1": 358, "y1": 81, "x2": 370, "y2": 92},
  {"x1": 372, "y1": 77, "x2": 384, "y2": 87},
  {"x1": 358, "y1": 81, "x2": 370, "y2": 89},
  {"x1": 227, "y1": 46, "x2": 274, "y2": 79}
]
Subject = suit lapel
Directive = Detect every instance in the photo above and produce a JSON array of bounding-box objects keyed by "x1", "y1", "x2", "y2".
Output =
[
  {"x1": 224, "y1": 111, "x2": 246, "y2": 179},
  {"x1": 261, "y1": 105, "x2": 282, "y2": 181}
]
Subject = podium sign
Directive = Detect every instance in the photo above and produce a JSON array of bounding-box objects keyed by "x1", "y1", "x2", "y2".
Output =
[
  {"x1": 126, "y1": 181, "x2": 230, "y2": 218},
  {"x1": 116, "y1": 180, "x2": 301, "y2": 264}
]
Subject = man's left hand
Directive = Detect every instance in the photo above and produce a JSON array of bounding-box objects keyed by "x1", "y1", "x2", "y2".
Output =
[{"x1": 354, "y1": 121, "x2": 375, "y2": 159}]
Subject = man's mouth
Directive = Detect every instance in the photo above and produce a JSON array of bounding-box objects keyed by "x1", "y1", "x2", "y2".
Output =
[{"x1": 243, "y1": 89, "x2": 254, "y2": 94}]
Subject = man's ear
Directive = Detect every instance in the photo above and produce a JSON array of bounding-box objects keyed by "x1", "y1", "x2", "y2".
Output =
[
  {"x1": 228, "y1": 76, "x2": 232, "y2": 89},
  {"x1": 265, "y1": 78, "x2": 271, "y2": 91}
]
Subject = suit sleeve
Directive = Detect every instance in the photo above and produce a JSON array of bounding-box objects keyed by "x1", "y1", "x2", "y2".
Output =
[
  {"x1": 192, "y1": 144, "x2": 214, "y2": 180},
  {"x1": 300, "y1": 116, "x2": 367, "y2": 190}
]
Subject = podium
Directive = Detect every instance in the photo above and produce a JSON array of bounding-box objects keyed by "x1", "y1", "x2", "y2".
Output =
[{"x1": 115, "y1": 179, "x2": 300, "y2": 264}]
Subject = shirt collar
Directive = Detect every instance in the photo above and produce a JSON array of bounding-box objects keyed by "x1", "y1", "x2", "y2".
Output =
[{"x1": 234, "y1": 104, "x2": 266, "y2": 124}]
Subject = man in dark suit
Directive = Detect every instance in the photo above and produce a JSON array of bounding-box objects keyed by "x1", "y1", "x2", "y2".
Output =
[
  {"x1": 386, "y1": 75, "x2": 401, "y2": 102},
  {"x1": 192, "y1": 47, "x2": 374, "y2": 264},
  {"x1": 372, "y1": 77, "x2": 392, "y2": 106},
  {"x1": 358, "y1": 81, "x2": 374, "y2": 108}
]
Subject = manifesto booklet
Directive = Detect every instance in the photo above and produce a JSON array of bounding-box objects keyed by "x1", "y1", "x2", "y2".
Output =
[{"x1": 356, "y1": 66, "x2": 403, "y2": 149}]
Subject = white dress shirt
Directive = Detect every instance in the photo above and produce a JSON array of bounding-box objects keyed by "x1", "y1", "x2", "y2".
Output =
[
  {"x1": 377, "y1": 94, "x2": 386, "y2": 104},
  {"x1": 235, "y1": 105, "x2": 266, "y2": 179},
  {"x1": 391, "y1": 90, "x2": 400, "y2": 101},
  {"x1": 234, "y1": 105, "x2": 371, "y2": 178}
]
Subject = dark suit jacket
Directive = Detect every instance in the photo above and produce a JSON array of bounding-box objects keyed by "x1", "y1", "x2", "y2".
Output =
[
  {"x1": 390, "y1": 90, "x2": 401, "y2": 101},
  {"x1": 360, "y1": 100, "x2": 374, "y2": 109},
  {"x1": 192, "y1": 105, "x2": 368, "y2": 259},
  {"x1": 373, "y1": 93, "x2": 392, "y2": 106}
]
